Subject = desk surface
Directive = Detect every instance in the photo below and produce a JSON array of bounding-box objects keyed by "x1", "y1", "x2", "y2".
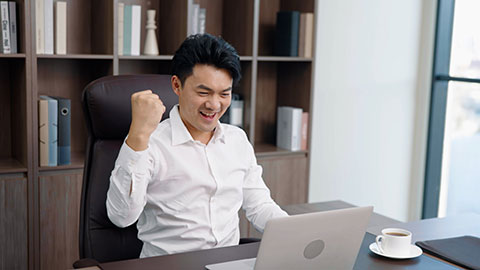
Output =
[
  {"x1": 98, "y1": 200, "x2": 479, "y2": 270},
  {"x1": 100, "y1": 233, "x2": 461, "y2": 270}
]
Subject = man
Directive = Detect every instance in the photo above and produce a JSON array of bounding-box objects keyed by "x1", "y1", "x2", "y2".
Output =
[{"x1": 106, "y1": 34, "x2": 288, "y2": 258}]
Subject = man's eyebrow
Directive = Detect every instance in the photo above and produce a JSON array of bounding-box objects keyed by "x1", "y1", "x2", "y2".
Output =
[{"x1": 197, "y1": 84, "x2": 232, "y2": 92}]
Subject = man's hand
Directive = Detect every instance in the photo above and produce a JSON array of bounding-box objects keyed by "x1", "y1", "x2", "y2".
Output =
[{"x1": 126, "y1": 90, "x2": 166, "y2": 151}]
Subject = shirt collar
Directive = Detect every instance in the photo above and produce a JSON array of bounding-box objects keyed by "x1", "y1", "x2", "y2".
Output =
[{"x1": 170, "y1": 105, "x2": 226, "y2": 146}]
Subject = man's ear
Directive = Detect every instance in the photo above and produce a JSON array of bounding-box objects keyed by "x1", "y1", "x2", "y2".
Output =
[{"x1": 171, "y1": 75, "x2": 182, "y2": 96}]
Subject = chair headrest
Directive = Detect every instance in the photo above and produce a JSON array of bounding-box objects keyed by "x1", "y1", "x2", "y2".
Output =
[{"x1": 82, "y1": 74, "x2": 178, "y2": 140}]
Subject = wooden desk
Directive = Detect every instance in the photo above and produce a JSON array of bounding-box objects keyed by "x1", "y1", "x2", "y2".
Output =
[{"x1": 96, "y1": 200, "x2": 478, "y2": 270}]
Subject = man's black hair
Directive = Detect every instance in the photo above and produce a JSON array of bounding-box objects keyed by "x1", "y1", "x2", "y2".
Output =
[{"x1": 171, "y1": 33, "x2": 241, "y2": 87}]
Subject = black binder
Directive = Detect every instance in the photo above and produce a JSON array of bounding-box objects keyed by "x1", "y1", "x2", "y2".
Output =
[{"x1": 416, "y1": 236, "x2": 480, "y2": 270}]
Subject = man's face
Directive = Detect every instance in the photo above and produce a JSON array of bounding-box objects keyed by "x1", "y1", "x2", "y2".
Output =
[{"x1": 172, "y1": 64, "x2": 233, "y2": 140}]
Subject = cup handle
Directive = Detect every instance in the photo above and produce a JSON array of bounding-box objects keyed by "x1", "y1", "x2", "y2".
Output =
[{"x1": 375, "y1": 235, "x2": 385, "y2": 254}]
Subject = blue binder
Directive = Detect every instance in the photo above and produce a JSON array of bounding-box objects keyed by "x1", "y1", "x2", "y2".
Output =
[{"x1": 52, "y1": 97, "x2": 71, "y2": 165}]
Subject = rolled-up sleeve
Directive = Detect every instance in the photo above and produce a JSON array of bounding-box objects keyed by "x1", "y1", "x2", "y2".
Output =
[
  {"x1": 106, "y1": 140, "x2": 156, "y2": 228},
  {"x1": 242, "y1": 145, "x2": 288, "y2": 233}
]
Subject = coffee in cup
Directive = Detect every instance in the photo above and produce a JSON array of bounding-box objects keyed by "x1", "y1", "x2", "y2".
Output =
[{"x1": 375, "y1": 228, "x2": 412, "y2": 256}]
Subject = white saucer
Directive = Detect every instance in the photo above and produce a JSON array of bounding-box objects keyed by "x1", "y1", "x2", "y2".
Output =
[{"x1": 369, "y1": 242, "x2": 423, "y2": 259}]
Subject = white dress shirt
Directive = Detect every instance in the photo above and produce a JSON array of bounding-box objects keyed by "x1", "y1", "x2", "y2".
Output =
[{"x1": 106, "y1": 105, "x2": 288, "y2": 258}]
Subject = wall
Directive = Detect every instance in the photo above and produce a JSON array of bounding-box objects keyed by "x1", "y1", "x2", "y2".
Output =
[{"x1": 308, "y1": 0, "x2": 437, "y2": 221}]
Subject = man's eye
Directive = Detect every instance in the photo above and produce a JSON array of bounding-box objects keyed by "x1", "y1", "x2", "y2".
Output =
[
  {"x1": 198, "y1": 92, "x2": 208, "y2": 96},
  {"x1": 222, "y1": 93, "x2": 231, "y2": 97}
]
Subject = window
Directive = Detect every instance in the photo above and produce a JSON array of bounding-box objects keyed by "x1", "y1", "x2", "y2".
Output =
[{"x1": 423, "y1": 0, "x2": 480, "y2": 218}]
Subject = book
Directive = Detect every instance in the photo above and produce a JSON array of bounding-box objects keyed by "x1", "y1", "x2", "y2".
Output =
[
  {"x1": 44, "y1": 0, "x2": 53, "y2": 54},
  {"x1": 8, "y1": 1, "x2": 16, "y2": 54},
  {"x1": 277, "y1": 106, "x2": 303, "y2": 151},
  {"x1": 304, "y1": 13, "x2": 314, "y2": 58},
  {"x1": 35, "y1": 0, "x2": 44, "y2": 54},
  {"x1": 54, "y1": 1, "x2": 66, "y2": 55},
  {"x1": 300, "y1": 112, "x2": 309, "y2": 150},
  {"x1": 198, "y1": 8, "x2": 206, "y2": 34},
  {"x1": 52, "y1": 97, "x2": 71, "y2": 165},
  {"x1": 298, "y1": 13, "x2": 306, "y2": 57},
  {"x1": 117, "y1": 2, "x2": 124, "y2": 56},
  {"x1": 38, "y1": 99, "x2": 49, "y2": 166},
  {"x1": 123, "y1": 4, "x2": 132, "y2": 56},
  {"x1": 39, "y1": 96, "x2": 58, "y2": 166},
  {"x1": 0, "y1": 1, "x2": 11, "y2": 54},
  {"x1": 274, "y1": 11, "x2": 300, "y2": 56},
  {"x1": 131, "y1": 5, "x2": 141, "y2": 56}
]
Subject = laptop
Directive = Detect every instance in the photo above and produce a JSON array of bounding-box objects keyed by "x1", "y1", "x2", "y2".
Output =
[{"x1": 205, "y1": 206, "x2": 373, "y2": 270}]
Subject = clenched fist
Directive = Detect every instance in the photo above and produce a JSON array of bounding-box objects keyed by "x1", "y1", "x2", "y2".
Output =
[{"x1": 126, "y1": 90, "x2": 166, "y2": 151}]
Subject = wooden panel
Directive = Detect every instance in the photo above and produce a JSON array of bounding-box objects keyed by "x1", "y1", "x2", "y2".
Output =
[
  {"x1": 258, "y1": 0, "x2": 280, "y2": 56},
  {"x1": 255, "y1": 62, "x2": 277, "y2": 145},
  {"x1": 198, "y1": 0, "x2": 223, "y2": 36},
  {"x1": 0, "y1": 59, "x2": 27, "y2": 167},
  {"x1": 258, "y1": 155, "x2": 308, "y2": 206},
  {"x1": 91, "y1": 0, "x2": 114, "y2": 54},
  {"x1": 0, "y1": 61, "x2": 12, "y2": 159},
  {"x1": 36, "y1": 59, "x2": 113, "y2": 156},
  {"x1": 0, "y1": 175, "x2": 28, "y2": 270},
  {"x1": 237, "y1": 62, "x2": 252, "y2": 137},
  {"x1": 280, "y1": 0, "x2": 314, "y2": 13},
  {"x1": 222, "y1": 0, "x2": 254, "y2": 56},
  {"x1": 245, "y1": 155, "x2": 308, "y2": 238},
  {"x1": 39, "y1": 170, "x2": 83, "y2": 270},
  {"x1": 158, "y1": 0, "x2": 188, "y2": 54},
  {"x1": 11, "y1": 59, "x2": 28, "y2": 166},
  {"x1": 118, "y1": 59, "x2": 171, "y2": 75},
  {"x1": 65, "y1": 1, "x2": 91, "y2": 54},
  {"x1": 277, "y1": 62, "x2": 312, "y2": 111}
]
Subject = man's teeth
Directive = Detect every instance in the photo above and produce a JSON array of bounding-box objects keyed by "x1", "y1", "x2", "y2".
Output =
[{"x1": 202, "y1": 112, "x2": 215, "y2": 116}]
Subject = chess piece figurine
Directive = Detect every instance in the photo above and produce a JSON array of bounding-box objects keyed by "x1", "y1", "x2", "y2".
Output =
[{"x1": 144, "y1": 9, "x2": 159, "y2": 55}]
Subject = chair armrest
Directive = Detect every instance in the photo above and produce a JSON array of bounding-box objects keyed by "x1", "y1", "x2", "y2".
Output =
[{"x1": 72, "y1": 258, "x2": 102, "y2": 269}]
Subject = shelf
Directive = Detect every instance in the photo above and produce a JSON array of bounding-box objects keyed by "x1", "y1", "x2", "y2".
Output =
[
  {"x1": 38, "y1": 152, "x2": 85, "y2": 172},
  {"x1": 257, "y1": 56, "x2": 312, "y2": 62},
  {"x1": 0, "y1": 54, "x2": 26, "y2": 58},
  {"x1": 240, "y1": 56, "x2": 253, "y2": 61},
  {"x1": 119, "y1": 55, "x2": 173, "y2": 60},
  {"x1": 0, "y1": 158, "x2": 27, "y2": 174},
  {"x1": 37, "y1": 54, "x2": 114, "y2": 60},
  {"x1": 254, "y1": 143, "x2": 307, "y2": 158}
]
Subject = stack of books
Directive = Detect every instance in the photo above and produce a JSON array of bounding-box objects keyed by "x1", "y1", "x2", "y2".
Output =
[
  {"x1": 274, "y1": 11, "x2": 314, "y2": 57},
  {"x1": 0, "y1": 1, "x2": 18, "y2": 54},
  {"x1": 118, "y1": 3, "x2": 141, "y2": 56},
  {"x1": 35, "y1": 0, "x2": 67, "y2": 54},
  {"x1": 39, "y1": 96, "x2": 71, "y2": 166},
  {"x1": 189, "y1": 3, "x2": 206, "y2": 35},
  {"x1": 277, "y1": 106, "x2": 309, "y2": 151}
]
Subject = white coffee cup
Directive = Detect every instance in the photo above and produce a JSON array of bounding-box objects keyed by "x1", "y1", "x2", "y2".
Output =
[{"x1": 375, "y1": 228, "x2": 412, "y2": 256}]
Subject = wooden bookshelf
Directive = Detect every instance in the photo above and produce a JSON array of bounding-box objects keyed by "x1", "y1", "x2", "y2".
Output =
[{"x1": 0, "y1": 0, "x2": 316, "y2": 269}]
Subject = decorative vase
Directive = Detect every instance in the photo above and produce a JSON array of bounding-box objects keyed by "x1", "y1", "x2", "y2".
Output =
[{"x1": 144, "y1": 9, "x2": 159, "y2": 55}]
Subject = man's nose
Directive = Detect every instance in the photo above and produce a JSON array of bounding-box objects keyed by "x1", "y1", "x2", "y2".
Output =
[{"x1": 205, "y1": 96, "x2": 221, "y2": 111}]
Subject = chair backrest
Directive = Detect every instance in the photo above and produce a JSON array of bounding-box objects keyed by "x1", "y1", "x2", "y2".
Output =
[{"x1": 80, "y1": 74, "x2": 178, "y2": 263}]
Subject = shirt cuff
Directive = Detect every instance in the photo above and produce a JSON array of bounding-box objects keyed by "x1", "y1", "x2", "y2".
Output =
[{"x1": 116, "y1": 140, "x2": 152, "y2": 177}]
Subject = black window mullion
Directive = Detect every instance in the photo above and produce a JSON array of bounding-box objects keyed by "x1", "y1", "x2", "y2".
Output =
[{"x1": 422, "y1": 0, "x2": 455, "y2": 218}]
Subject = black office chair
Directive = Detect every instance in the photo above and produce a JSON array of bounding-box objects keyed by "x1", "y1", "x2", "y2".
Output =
[
  {"x1": 75, "y1": 74, "x2": 178, "y2": 268},
  {"x1": 75, "y1": 74, "x2": 259, "y2": 268}
]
